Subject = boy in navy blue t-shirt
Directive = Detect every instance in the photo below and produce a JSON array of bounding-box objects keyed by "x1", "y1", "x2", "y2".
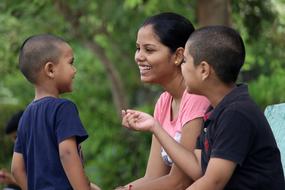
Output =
[
  {"x1": 121, "y1": 26, "x2": 285, "y2": 190},
  {"x1": 11, "y1": 34, "x2": 101, "y2": 190}
]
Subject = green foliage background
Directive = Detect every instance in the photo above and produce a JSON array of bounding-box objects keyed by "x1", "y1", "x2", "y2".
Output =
[{"x1": 0, "y1": 0, "x2": 284, "y2": 189}]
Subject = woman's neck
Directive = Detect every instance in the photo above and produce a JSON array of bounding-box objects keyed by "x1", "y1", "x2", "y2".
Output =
[{"x1": 162, "y1": 73, "x2": 185, "y2": 100}]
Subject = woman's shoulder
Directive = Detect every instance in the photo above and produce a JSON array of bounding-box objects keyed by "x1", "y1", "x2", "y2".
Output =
[
  {"x1": 183, "y1": 91, "x2": 209, "y2": 103},
  {"x1": 155, "y1": 91, "x2": 172, "y2": 103},
  {"x1": 154, "y1": 91, "x2": 172, "y2": 113}
]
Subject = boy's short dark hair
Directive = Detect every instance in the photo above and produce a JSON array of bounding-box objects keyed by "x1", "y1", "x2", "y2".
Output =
[
  {"x1": 5, "y1": 110, "x2": 24, "y2": 135},
  {"x1": 187, "y1": 26, "x2": 245, "y2": 84},
  {"x1": 19, "y1": 34, "x2": 67, "y2": 84}
]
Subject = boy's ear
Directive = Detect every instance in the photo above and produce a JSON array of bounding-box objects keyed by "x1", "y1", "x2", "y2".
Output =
[
  {"x1": 200, "y1": 61, "x2": 211, "y2": 80},
  {"x1": 174, "y1": 47, "x2": 184, "y2": 66},
  {"x1": 44, "y1": 62, "x2": 55, "y2": 79}
]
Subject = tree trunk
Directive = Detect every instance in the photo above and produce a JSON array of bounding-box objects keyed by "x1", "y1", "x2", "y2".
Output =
[
  {"x1": 84, "y1": 41, "x2": 127, "y2": 115},
  {"x1": 53, "y1": 0, "x2": 127, "y2": 116},
  {"x1": 197, "y1": 0, "x2": 231, "y2": 27}
]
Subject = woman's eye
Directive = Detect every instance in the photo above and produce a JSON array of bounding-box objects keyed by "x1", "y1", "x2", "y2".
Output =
[{"x1": 145, "y1": 48, "x2": 154, "y2": 52}]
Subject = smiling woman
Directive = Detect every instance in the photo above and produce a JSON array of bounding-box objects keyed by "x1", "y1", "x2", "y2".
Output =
[
  {"x1": 135, "y1": 24, "x2": 179, "y2": 84},
  {"x1": 116, "y1": 12, "x2": 210, "y2": 190}
]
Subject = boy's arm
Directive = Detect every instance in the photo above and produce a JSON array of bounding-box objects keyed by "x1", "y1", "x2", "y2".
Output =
[
  {"x1": 11, "y1": 152, "x2": 27, "y2": 190},
  {"x1": 124, "y1": 110, "x2": 202, "y2": 180},
  {"x1": 186, "y1": 158, "x2": 236, "y2": 190},
  {"x1": 153, "y1": 121, "x2": 236, "y2": 190},
  {"x1": 151, "y1": 121, "x2": 202, "y2": 180},
  {"x1": 122, "y1": 118, "x2": 204, "y2": 190},
  {"x1": 59, "y1": 137, "x2": 91, "y2": 190}
]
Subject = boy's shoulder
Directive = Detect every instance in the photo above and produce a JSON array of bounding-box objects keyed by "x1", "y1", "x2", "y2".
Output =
[
  {"x1": 30, "y1": 96, "x2": 75, "y2": 105},
  {"x1": 47, "y1": 97, "x2": 78, "y2": 112},
  {"x1": 53, "y1": 97, "x2": 76, "y2": 105},
  {"x1": 212, "y1": 84, "x2": 263, "y2": 122},
  {"x1": 221, "y1": 95, "x2": 262, "y2": 121},
  {"x1": 25, "y1": 97, "x2": 78, "y2": 114}
]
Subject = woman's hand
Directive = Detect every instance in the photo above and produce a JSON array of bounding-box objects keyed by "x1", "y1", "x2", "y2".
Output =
[{"x1": 0, "y1": 168, "x2": 17, "y2": 185}]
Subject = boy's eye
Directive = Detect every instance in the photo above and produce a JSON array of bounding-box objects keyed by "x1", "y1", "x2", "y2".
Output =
[{"x1": 69, "y1": 58, "x2": 74, "y2": 65}]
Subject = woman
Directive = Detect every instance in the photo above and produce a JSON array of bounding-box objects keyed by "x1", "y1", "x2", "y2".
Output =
[{"x1": 116, "y1": 12, "x2": 209, "y2": 190}]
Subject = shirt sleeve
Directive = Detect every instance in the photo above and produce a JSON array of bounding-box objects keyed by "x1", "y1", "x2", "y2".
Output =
[
  {"x1": 153, "y1": 92, "x2": 166, "y2": 123},
  {"x1": 211, "y1": 110, "x2": 255, "y2": 165},
  {"x1": 181, "y1": 94, "x2": 210, "y2": 127},
  {"x1": 14, "y1": 132, "x2": 23, "y2": 153},
  {"x1": 55, "y1": 101, "x2": 88, "y2": 144},
  {"x1": 14, "y1": 118, "x2": 24, "y2": 153}
]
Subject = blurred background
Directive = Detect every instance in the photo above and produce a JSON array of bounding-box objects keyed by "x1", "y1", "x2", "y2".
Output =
[{"x1": 0, "y1": 0, "x2": 284, "y2": 189}]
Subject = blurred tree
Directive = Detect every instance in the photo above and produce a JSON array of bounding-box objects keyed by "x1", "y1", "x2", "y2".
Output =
[
  {"x1": 195, "y1": 0, "x2": 285, "y2": 106},
  {"x1": 197, "y1": 0, "x2": 231, "y2": 26},
  {"x1": 52, "y1": 0, "x2": 127, "y2": 115},
  {"x1": 0, "y1": 0, "x2": 284, "y2": 189}
]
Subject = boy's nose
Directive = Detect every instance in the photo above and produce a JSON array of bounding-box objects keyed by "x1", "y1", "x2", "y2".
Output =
[{"x1": 73, "y1": 66, "x2": 77, "y2": 74}]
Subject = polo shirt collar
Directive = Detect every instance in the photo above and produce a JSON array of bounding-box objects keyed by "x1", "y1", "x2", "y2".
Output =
[{"x1": 207, "y1": 83, "x2": 249, "y2": 121}]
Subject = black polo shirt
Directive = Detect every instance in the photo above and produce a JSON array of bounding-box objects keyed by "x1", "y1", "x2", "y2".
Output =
[{"x1": 197, "y1": 84, "x2": 285, "y2": 190}]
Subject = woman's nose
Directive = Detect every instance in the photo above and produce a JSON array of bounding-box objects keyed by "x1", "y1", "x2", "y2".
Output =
[{"x1": 135, "y1": 50, "x2": 145, "y2": 62}]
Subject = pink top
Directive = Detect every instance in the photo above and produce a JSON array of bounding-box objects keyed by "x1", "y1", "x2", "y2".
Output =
[{"x1": 154, "y1": 90, "x2": 210, "y2": 165}]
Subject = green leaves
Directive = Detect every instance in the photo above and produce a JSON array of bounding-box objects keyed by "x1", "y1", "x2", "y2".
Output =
[{"x1": 1, "y1": 0, "x2": 285, "y2": 189}]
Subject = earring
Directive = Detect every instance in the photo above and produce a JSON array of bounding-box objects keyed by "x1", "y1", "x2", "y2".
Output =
[{"x1": 175, "y1": 60, "x2": 179, "y2": 65}]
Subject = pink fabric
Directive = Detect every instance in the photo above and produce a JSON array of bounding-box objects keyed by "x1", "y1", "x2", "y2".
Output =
[{"x1": 154, "y1": 90, "x2": 210, "y2": 138}]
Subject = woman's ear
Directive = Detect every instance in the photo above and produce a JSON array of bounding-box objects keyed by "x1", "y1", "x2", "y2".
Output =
[
  {"x1": 44, "y1": 62, "x2": 55, "y2": 79},
  {"x1": 174, "y1": 47, "x2": 184, "y2": 66},
  {"x1": 200, "y1": 61, "x2": 211, "y2": 80}
]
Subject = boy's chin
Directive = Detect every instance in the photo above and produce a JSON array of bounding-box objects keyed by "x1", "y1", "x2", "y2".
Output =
[
  {"x1": 59, "y1": 88, "x2": 73, "y2": 94},
  {"x1": 186, "y1": 86, "x2": 201, "y2": 95},
  {"x1": 185, "y1": 86, "x2": 193, "y2": 94}
]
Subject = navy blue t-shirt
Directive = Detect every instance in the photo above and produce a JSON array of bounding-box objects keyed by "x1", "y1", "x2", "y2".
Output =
[
  {"x1": 197, "y1": 84, "x2": 285, "y2": 190},
  {"x1": 14, "y1": 97, "x2": 88, "y2": 190}
]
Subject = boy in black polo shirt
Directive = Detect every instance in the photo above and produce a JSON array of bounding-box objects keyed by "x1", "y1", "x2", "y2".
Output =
[{"x1": 122, "y1": 26, "x2": 285, "y2": 190}]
